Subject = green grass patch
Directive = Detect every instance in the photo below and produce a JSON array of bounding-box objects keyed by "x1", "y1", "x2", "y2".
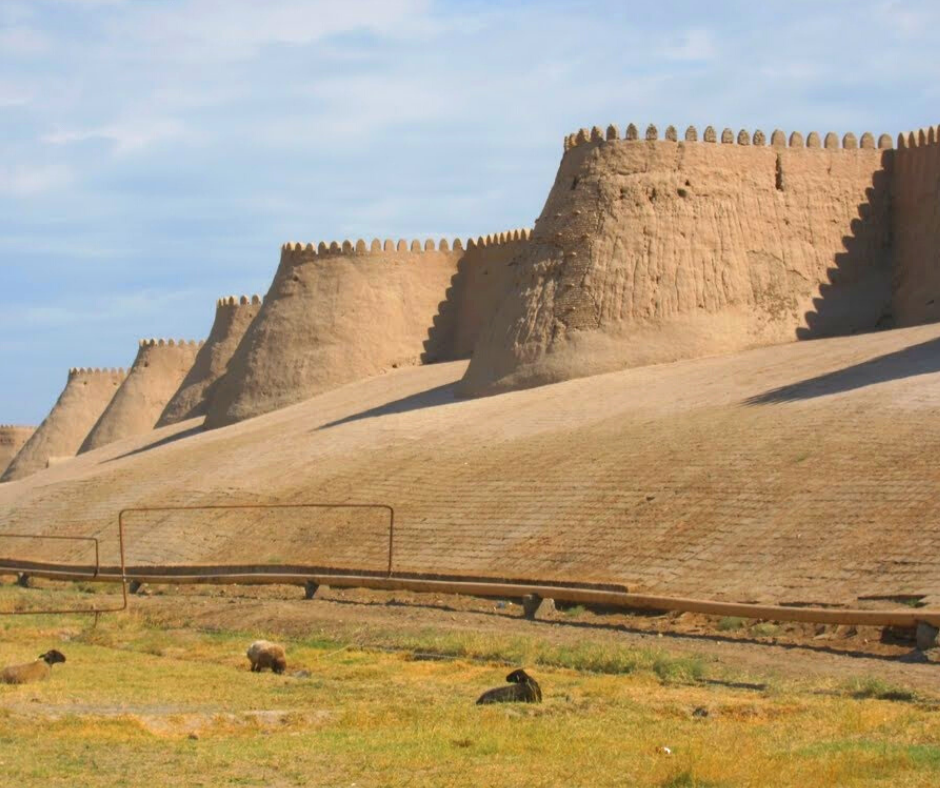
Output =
[
  {"x1": 717, "y1": 617, "x2": 745, "y2": 632},
  {"x1": 844, "y1": 676, "x2": 918, "y2": 702},
  {"x1": 751, "y1": 622, "x2": 780, "y2": 638},
  {"x1": 1, "y1": 585, "x2": 938, "y2": 787}
]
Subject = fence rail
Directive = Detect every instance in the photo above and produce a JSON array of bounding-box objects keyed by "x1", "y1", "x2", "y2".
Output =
[
  {"x1": 0, "y1": 531, "x2": 127, "y2": 615},
  {"x1": 1, "y1": 504, "x2": 938, "y2": 629}
]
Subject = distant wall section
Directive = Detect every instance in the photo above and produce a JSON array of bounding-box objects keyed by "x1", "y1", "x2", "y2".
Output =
[
  {"x1": 1, "y1": 368, "x2": 125, "y2": 482},
  {"x1": 0, "y1": 426, "x2": 35, "y2": 479},
  {"x1": 205, "y1": 239, "x2": 463, "y2": 428},
  {"x1": 423, "y1": 230, "x2": 532, "y2": 363}
]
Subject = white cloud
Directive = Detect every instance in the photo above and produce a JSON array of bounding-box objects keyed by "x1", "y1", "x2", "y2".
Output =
[
  {"x1": 41, "y1": 118, "x2": 186, "y2": 154},
  {"x1": 662, "y1": 29, "x2": 716, "y2": 62},
  {"x1": 875, "y1": 1, "x2": 939, "y2": 38},
  {"x1": 0, "y1": 25, "x2": 50, "y2": 56},
  {"x1": 119, "y1": 0, "x2": 430, "y2": 62},
  {"x1": 0, "y1": 289, "x2": 198, "y2": 331},
  {"x1": 0, "y1": 164, "x2": 73, "y2": 196},
  {"x1": 0, "y1": 80, "x2": 33, "y2": 107}
]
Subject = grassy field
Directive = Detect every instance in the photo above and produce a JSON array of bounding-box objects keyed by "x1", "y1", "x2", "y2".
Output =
[{"x1": 0, "y1": 585, "x2": 939, "y2": 787}]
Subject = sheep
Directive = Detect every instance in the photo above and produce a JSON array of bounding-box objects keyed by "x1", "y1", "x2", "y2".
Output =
[
  {"x1": 246, "y1": 640, "x2": 287, "y2": 674},
  {"x1": 476, "y1": 668, "x2": 542, "y2": 704},
  {"x1": 1, "y1": 650, "x2": 66, "y2": 685}
]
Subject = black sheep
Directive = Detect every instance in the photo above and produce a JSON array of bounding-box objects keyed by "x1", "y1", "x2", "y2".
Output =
[{"x1": 476, "y1": 669, "x2": 542, "y2": 704}]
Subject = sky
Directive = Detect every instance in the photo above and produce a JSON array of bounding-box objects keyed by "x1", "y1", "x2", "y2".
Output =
[{"x1": 1, "y1": 0, "x2": 939, "y2": 424}]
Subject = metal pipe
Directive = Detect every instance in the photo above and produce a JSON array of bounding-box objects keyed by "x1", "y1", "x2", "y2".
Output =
[{"x1": 4, "y1": 563, "x2": 937, "y2": 628}]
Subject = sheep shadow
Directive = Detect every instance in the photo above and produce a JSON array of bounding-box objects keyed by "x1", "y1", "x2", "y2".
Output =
[{"x1": 744, "y1": 336, "x2": 940, "y2": 405}]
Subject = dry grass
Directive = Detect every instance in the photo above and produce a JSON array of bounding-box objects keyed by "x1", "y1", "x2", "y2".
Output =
[{"x1": 0, "y1": 586, "x2": 939, "y2": 787}]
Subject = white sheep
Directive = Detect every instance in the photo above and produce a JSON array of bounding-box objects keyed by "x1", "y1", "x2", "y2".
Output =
[
  {"x1": 246, "y1": 640, "x2": 287, "y2": 674},
  {"x1": 1, "y1": 650, "x2": 66, "y2": 685}
]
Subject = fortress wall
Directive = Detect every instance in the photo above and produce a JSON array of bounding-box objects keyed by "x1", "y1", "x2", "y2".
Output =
[
  {"x1": 0, "y1": 426, "x2": 35, "y2": 478},
  {"x1": 205, "y1": 239, "x2": 463, "y2": 428},
  {"x1": 890, "y1": 126, "x2": 940, "y2": 326},
  {"x1": 157, "y1": 295, "x2": 263, "y2": 427},
  {"x1": 461, "y1": 125, "x2": 894, "y2": 396},
  {"x1": 422, "y1": 230, "x2": 532, "y2": 363},
  {"x1": 0, "y1": 368, "x2": 125, "y2": 482},
  {"x1": 79, "y1": 340, "x2": 203, "y2": 453}
]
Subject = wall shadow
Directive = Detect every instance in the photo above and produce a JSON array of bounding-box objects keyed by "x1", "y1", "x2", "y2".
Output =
[
  {"x1": 745, "y1": 336, "x2": 940, "y2": 405},
  {"x1": 421, "y1": 265, "x2": 463, "y2": 364},
  {"x1": 421, "y1": 238, "x2": 526, "y2": 365},
  {"x1": 797, "y1": 155, "x2": 894, "y2": 340},
  {"x1": 105, "y1": 424, "x2": 205, "y2": 462},
  {"x1": 317, "y1": 382, "x2": 458, "y2": 430}
]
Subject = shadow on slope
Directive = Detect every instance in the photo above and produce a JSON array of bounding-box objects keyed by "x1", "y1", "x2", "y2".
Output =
[
  {"x1": 106, "y1": 424, "x2": 205, "y2": 463},
  {"x1": 746, "y1": 337, "x2": 940, "y2": 405},
  {"x1": 317, "y1": 383, "x2": 458, "y2": 430}
]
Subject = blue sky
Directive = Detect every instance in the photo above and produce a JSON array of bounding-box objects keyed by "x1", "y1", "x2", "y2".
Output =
[{"x1": 2, "y1": 0, "x2": 938, "y2": 424}]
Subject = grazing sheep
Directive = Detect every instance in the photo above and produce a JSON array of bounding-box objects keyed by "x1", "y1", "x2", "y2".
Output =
[
  {"x1": 246, "y1": 640, "x2": 287, "y2": 674},
  {"x1": 476, "y1": 668, "x2": 542, "y2": 705},
  {"x1": 1, "y1": 650, "x2": 66, "y2": 685}
]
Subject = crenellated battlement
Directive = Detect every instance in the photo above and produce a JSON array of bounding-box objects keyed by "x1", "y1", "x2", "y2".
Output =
[
  {"x1": 278, "y1": 229, "x2": 531, "y2": 259},
  {"x1": 67, "y1": 367, "x2": 126, "y2": 378},
  {"x1": 895, "y1": 125, "x2": 940, "y2": 149},
  {"x1": 563, "y1": 124, "x2": 898, "y2": 153},
  {"x1": 137, "y1": 338, "x2": 205, "y2": 349},
  {"x1": 465, "y1": 229, "x2": 531, "y2": 249},
  {"x1": 216, "y1": 294, "x2": 264, "y2": 308},
  {"x1": 0, "y1": 424, "x2": 34, "y2": 430}
]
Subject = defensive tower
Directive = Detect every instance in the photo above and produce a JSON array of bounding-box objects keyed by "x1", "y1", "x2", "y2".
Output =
[
  {"x1": 1, "y1": 368, "x2": 126, "y2": 482},
  {"x1": 157, "y1": 295, "x2": 263, "y2": 427},
  {"x1": 0, "y1": 426, "x2": 36, "y2": 478},
  {"x1": 79, "y1": 339, "x2": 202, "y2": 453},
  {"x1": 205, "y1": 233, "x2": 529, "y2": 428},
  {"x1": 459, "y1": 122, "x2": 923, "y2": 396}
]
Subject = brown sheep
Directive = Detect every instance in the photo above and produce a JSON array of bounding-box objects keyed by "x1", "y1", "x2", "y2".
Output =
[
  {"x1": 1, "y1": 650, "x2": 66, "y2": 685},
  {"x1": 246, "y1": 640, "x2": 287, "y2": 674},
  {"x1": 476, "y1": 668, "x2": 542, "y2": 704}
]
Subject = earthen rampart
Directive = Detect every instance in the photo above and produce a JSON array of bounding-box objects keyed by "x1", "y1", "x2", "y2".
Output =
[
  {"x1": 79, "y1": 339, "x2": 203, "y2": 453},
  {"x1": 460, "y1": 122, "x2": 899, "y2": 396},
  {"x1": 9, "y1": 120, "x2": 940, "y2": 432},
  {"x1": 205, "y1": 231, "x2": 530, "y2": 427},
  {"x1": 1, "y1": 367, "x2": 126, "y2": 482},
  {"x1": 157, "y1": 296, "x2": 263, "y2": 427},
  {"x1": 890, "y1": 125, "x2": 940, "y2": 327}
]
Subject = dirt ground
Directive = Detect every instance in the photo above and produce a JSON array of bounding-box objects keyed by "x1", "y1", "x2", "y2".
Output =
[{"x1": 109, "y1": 581, "x2": 939, "y2": 697}]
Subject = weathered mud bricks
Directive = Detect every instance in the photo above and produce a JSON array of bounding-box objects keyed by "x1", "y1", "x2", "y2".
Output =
[
  {"x1": 461, "y1": 122, "x2": 917, "y2": 396},
  {"x1": 891, "y1": 126, "x2": 940, "y2": 326}
]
